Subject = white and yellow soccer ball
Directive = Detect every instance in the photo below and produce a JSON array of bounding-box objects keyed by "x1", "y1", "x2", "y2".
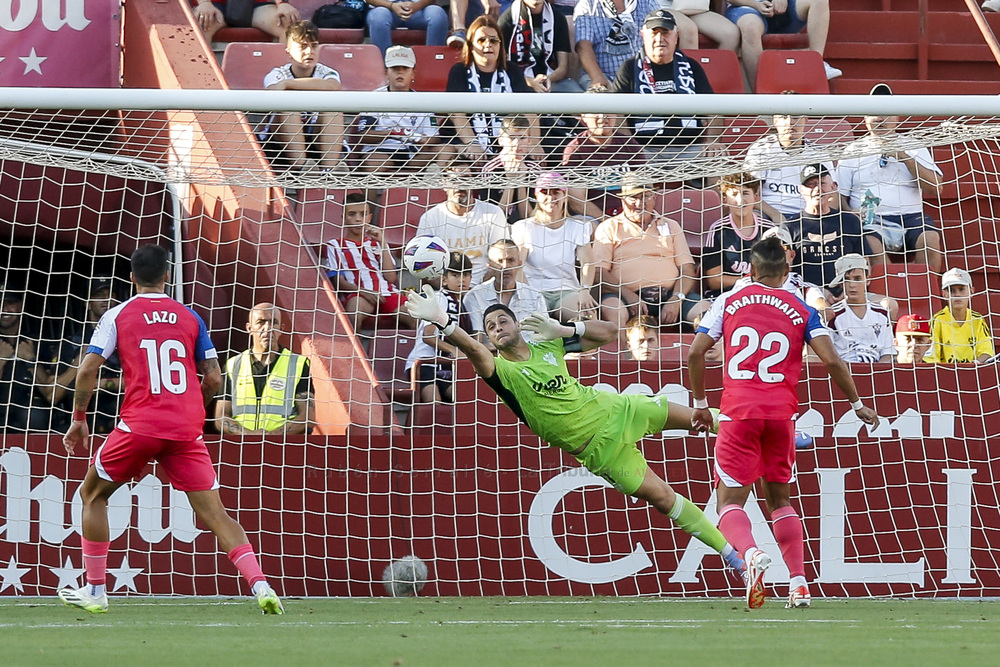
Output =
[
  {"x1": 402, "y1": 235, "x2": 449, "y2": 280},
  {"x1": 382, "y1": 555, "x2": 429, "y2": 597}
]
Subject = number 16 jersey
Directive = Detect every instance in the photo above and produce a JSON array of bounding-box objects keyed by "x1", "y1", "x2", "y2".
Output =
[
  {"x1": 697, "y1": 282, "x2": 829, "y2": 420},
  {"x1": 87, "y1": 293, "x2": 218, "y2": 440}
]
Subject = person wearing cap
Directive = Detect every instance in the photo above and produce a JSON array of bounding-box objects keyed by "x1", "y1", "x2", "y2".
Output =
[
  {"x1": 416, "y1": 162, "x2": 510, "y2": 286},
  {"x1": 894, "y1": 314, "x2": 932, "y2": 364},
  {"x1": 575, "y1": 0, "x2": 673, "y2": 91},
  {"x1": 926, "y1": 268, "x2": 995, "y2": 363},
  {"x1": 593, "y1": 174, "x2": 699, "y2": 331},
  {"x1": 725, "y1": 0, "x2": 841, "y2": 85},
  {"x1": 511, "y1": 171, "x2": 600, "y2": 321},
  {"x1": 498, "y1": 0, "x2": 581, "y2": 93},
  {"x1": 825, "y1": 254, "x2": 894, "y2": 363},
  {"x1": 783, "y1": 163, "x2": 875, "y2": 290},
  {"x1": 365, "y1": 0, "x2": 448, "y2": 56},
  {"x1": 837, "y1": 82, "x2": 944, "y2": 272},
  {"x1": 611, "y1": 9, "x2": 722, "y2": 164},
  {"x1": 463, "y1": 239, "x2": 547, "y2": 339},
  {"x1": 354, "y1": 46, "x2": 446, "y2": 174}
]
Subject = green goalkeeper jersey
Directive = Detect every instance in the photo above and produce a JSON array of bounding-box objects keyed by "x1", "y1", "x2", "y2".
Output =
[{"x1": 483, "y1": 337, "x2": 626, "y2": 452}]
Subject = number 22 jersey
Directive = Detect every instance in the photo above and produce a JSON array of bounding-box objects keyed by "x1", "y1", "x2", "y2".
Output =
[
  {"x1": 697, "y1": 282, "x2": 829, "y2": 420},
  {"x1": 87, "y1": 293, "x2": 218, "y2": 440}
]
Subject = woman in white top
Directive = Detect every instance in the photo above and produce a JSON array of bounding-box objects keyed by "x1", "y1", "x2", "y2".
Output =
[{"x1": 510, "y1": 172, "x2": 600, "y2": 321}]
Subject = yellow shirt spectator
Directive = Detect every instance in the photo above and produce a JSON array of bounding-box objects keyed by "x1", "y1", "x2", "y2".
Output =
[{"x1": 927, "y1": 306, "x2": 995, "y2": 363}]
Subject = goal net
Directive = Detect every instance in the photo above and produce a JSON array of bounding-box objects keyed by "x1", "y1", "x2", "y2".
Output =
[{"x1": 0, "y1": 90, "x2": 998, "y2": 599}]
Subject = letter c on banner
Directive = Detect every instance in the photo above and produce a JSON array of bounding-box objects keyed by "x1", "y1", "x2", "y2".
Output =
[{"x1": 527, "y1": 469, "x2": 653, "y2": 584}]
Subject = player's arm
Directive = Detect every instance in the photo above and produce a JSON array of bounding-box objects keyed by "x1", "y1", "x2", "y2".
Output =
[
  {"x1": 808, "y1": 334, "x2": 880, "y2": 427},
  {"x1": 688, "y1": 332, "x2": 717, "y2": 432},
  {"x1": 62, "y1": 351, "x2": 107, "y2": 454},
  {"x1": 405, "y1": 285, "x2": 496, "y2": 377},
  {"x1": 197, "y1": 357, "x2": 223, "y2": 408},
  {"x1": 520, "y1": 312, "x2": 617, "y2": 352}
]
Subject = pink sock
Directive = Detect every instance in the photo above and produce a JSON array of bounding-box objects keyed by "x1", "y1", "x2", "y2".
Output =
[
  {"x1": 718, "y1": 504, "x2": 757, "y2": 555},
  {"x1": 771, "y1": 506, "x2": 806, "y2": 580},
  {"x1": 227, "y1": 543, "x2": 266, "y2": 588},
  {"x1": 82, "y1": 538, "x2": 110, "y2": 586}
]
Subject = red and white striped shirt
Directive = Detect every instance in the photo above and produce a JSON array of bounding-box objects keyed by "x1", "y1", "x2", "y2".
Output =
[{"x1": 324, "y1": 237, "x2": 398, "y2": 295}]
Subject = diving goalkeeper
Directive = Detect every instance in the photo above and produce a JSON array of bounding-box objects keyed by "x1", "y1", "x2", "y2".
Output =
[{"x1": 405, "y1": 286, "x2": 748, "y2": 581}]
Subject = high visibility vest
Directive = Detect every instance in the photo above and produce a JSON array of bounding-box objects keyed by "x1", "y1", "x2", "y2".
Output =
[{"x1": 226, "y1": 349, "x2": 307, "y2": 432}]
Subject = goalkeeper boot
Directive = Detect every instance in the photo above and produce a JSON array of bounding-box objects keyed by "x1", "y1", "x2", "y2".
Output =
[
  {"x1": 786, "y1": 586, "x2": 812, "y2": 609},
  {"x1": 745, "y1": 549, "x2": 772, "y2": 610},
  {"x1": 58, "y1": 585, "x2": 109, "y2": 614},
  {"x1": 256, "y1": 584, "x2": 285, "y2": 615}
]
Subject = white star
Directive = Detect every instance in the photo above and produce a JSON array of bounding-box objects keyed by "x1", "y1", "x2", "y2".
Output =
[
  {"x1": 108, "y1": 556, "x2": 143, "y2": 593},
  {"x1": 0, "y1": 557, "x2": 30, "y2": 593},
  {"x1": 19, "y1": 48, "x2": 46, "y2": 76},
  {"x1": 49, "y1": 557, "x2": 85, "y2": 591}
]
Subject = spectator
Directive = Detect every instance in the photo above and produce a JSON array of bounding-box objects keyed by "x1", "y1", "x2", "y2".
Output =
[
  {"x1": 215, "y1": 303, "x2": 313, "y2": 435},
  {"x1": 511, "y1": 172, "x2": 600, "y2": 321},
  {"x1": 193, "y1": 0, "x2": 300, "y2": 42},
  {"x1": 354, "y1": 46, "x2": 448, "y2": 173},
  {"x1": 826, "y1": 254, "x2": 894, "y2": 363},
  {"x1": 416, "y1": 165, "x2": 510, "y2": 285},
  {"x1": 464, "y1": 239, "x2": 547, "y2": 335},
  {"x1": 404, "y1": 253, "x2": 475, "y2": 402},
  {"x1": 366, "y1": 0, "x2": 448, "y2": 56},
  {"x1": 611, "y1": 9, "x2": 721, "y2": 163},
  {"x1": 894, "y1": 313, "x2": 932, "y2": 364},
  {"x1": 560, "y1": 85, "x2": 645, "y2": 219},
  {"x1": 837, "y1": 83, "x2": 944, "y2": 272},
  {"x1": 261, "y1": 21, "x2": 346, "y2": 173},
  {"x1": 985, "y1": 1, "x2": 1000, "y2": 12},
  {"x1": 671, "y1": 0, "x2": 740, "y2": 52},
  {"x1": 447, "y1": 0, "x2": 502, "y2": 47},
  {"x1": 0, "y1": 289, "x2": 50, "y2": 431},
  {"x1": 752, "y1": 226, "x2": 828, "y2": 312},
  {"x1": 324, "y1": 193, "x2": 416, "y2": 330},
  {"x1": 625, "y1": 314, "x2": 659, "y2": 361},
  {"x1": 783, "y1": 164, "x2": 873, "y2": 290},
  {"x1": 499, "y1": 0, "x2": 582, "y2": 93},
  {"x1": 927, "y1": 268, "x2": 995, "y2": 363},
  {"x1": 593, "y1": 175, "x2": 700, "y2": 330},
  {"x1": 446, "y1": 15, "x2": 536, "y2": 164},
  {"x1": 725, "y1": 0, "x2": 841, "y2": 85},
  {"x1": 481, "y1": 115, "x2": 545, "y2": 222}
]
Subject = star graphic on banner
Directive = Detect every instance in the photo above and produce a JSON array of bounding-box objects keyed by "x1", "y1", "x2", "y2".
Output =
[
  {"x1": 20, "y1": 48, "x2": 46, "y2": 76},
  {"x1": 108, "y1": 556, "x2": 143, "y2": 593},
  {"x1": 0, "y1": 557, "x2": 30, "y2": 593},
  {"x1": 49, "y1": 557, "x2": 85, "y2": 591}
]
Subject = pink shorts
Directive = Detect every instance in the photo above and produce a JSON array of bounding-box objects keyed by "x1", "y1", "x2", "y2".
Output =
[
  {"x1": 93, "y1": 429, "x2": 219, "y2": 492},
  {"x1": 713, "y1": 418, "x2": 795, "y2": 488}
]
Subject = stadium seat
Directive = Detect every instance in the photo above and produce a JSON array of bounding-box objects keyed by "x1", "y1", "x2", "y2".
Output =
[
  {"x1": 658, "y1": 334, "x2": 694, "y2": 366},
  {"x1": 761, "y1": 32, "x2": 809, "y2": 50},
  {"x1": 654, "y1": 187, "x2": 724, "y2": 252},
  {"x1": 318, "y1": 44, "x2": 388, "y2": 90},
  {"x1": 685, "y1": 49, "x2": 745, "y2": 94},
  {"x1": 869, "y1": 263, "x2": 936, "y2": 318},
  {"x1": 804, "y1": 116, "x2": 856, "y2": 145},
  {"x1": 411, "y1": 46, "x2": 461, "y2": 92},
  {"x1": 220, "y1": 43, "x2": 290, "y2": 90},
  {"x1": 295, "y1": 189, "x2": 349, "y2": 247},
  {"x1": 716, "y1": 115, "x2": 769, "y2": 155},
  {"x1": 370, "y1": 329, "x2": 417, "y2": 404},
  {"x1": 755, "y1": 50, "x2": 830, "y2": 94},
  {"x1": 378, "y1": 188, "x2": 447, "y2": 254}
]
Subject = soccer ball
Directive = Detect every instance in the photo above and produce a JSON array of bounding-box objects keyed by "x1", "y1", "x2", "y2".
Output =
[
  {"x1": 402, "y1": 235, "x2": 449, "y2": 280},
  {"x1": 381, "y1": 555, "x2": 429, "y2": 597}
]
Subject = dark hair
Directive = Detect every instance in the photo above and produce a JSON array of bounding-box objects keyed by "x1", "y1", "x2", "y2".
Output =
[
  {"x1": 131, "y1": 244, "x2": 169, "y2": 287},
  {"x1": 750, "y1": 237, "x2": 789, "y2": 279},
  {"x1": 483, "y1": 303, "x2": 516, "y2": 323},
  {"x1": 286, "y1": 21, "x2": 319, "y2": 44},
  {"x1": 463, "y1": 15, "x2": 506, "y2": 70},
  {"x1": 447, "y1": 251, "x2": 474, "y2": 273},
  {"x1": 718, "y1": 172, "x2": 761, "y2": 195}
]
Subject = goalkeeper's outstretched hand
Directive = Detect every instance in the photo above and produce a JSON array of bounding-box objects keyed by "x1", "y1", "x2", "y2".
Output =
[
  {"x1": 521, "y1": 312, "x2": 569, "y2": 342},
  {"x1": 405, "y1": 284, "x2": 446, "y2": 326}
]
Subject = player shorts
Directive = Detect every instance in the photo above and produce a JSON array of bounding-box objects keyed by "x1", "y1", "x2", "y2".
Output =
[
  {"x1": 714, "y1": 418, "x2": 795, "y2": 488},
  {"x1": 574, "y1": 393, "x2": 670, "y2": 496},
  {"x1": 93, "y1": 429, "x2": 220, "y2": 492}
]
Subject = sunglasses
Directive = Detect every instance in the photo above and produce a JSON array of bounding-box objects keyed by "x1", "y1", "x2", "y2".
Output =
[{"x1": 475, "y1": 36, "x2": 501, "y2": 45}]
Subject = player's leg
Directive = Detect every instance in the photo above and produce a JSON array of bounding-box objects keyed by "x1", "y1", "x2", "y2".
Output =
[{"x1": 251, "y1": 3, "x2": 287, "y2": 41}]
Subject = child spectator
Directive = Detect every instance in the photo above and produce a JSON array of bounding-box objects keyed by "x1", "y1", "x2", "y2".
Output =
[
  {"x1": 826, "y1": 254, "x2": 894, "y2": 363},
  {"x1": 324, "y1": 193, "x2": 416, "y2": 330},
  {"x1": 405, "y1": 252, "x2": 475, "y2": 402},
  {"x1": 894, "y1": 314, "x2": 932, "y2": 364},
  {"x1": 261, "y1": 21, "x2": 346, "y2": 173},
  {"x1": 625, "y1": 315, "x2": 659, "y2": 362},
  {"x1": 927, "y1": 268, "x2": 995, "y2": 363}
]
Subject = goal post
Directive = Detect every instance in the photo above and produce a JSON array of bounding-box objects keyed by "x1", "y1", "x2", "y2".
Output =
[{"x1": 0, "y1": 88, "x2": 999, "y2": 598}]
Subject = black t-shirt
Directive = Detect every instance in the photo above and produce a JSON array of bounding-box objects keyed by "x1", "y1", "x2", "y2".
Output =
[
  {"x1": 701, "y1": 219, "x2": 773, "y2": 298},
  {"x1": 222, "y1": 349, "x2": 312, "y2": 402},
  {"x1": 783, "y1": 209, "x2": 872, "y2": 287},
  {"x1": 497, "y1": 7, "x2": 572, "y2": 79},
  {"x1": 444, "y1": 63, "x2": 533, "y2": 148}
]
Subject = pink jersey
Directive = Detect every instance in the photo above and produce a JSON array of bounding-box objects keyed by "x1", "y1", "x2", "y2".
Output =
[
  {"x1": 697, "y1": 281, "x2": 828, "y2": 420},
  {"x1": 87, "y1": 293, "x2": 218, "y2": 440}
]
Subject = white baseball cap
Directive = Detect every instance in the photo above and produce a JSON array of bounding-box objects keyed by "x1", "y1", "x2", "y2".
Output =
[
  {"x1": 829, "y1": 253, "x2": 870, "y2": 286},
  {"x1": 761, "y1": 226, "x2": 793, "y2": 246},
  {"x1": 941, "y1": 267, "x2": 972, "y2": 290},
  {"x1": 385, "y1": 45, "x2": 416, "y2": 69}
]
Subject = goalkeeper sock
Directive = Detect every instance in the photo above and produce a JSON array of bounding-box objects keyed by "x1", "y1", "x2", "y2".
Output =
[
  {"x1": 668, "y1": 494, "x2": 728, "y2": 553},
  {"x1": 81, "y1": 538, "x2": 109, "y2": 589},
  {"x1": 771, "y1": 506, "x2": 806, "y2": 580},
  {"x1": 718, "y1": 504, "x2": 757, "y2": 556},
  {"x1": 227, "y1": 543, "x2": 266, "y2": 589}
]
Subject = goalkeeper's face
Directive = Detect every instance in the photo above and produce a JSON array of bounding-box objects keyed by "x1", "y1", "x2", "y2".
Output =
[{"x1": 484, "y1": 310, "x2": 522, "y2": 350}]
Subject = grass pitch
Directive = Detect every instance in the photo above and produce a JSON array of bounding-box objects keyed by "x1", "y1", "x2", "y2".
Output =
[{"x1": 1, "y1": 596, "x2": 995, "y2": 667}]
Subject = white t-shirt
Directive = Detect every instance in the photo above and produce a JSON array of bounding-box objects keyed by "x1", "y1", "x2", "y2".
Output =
[
  {"x1": 743, "y1": 135, "x2": 832, "y2": 217},
  {"x1": 263, "y1": 63, "x2": 341, "y2": 89},
  {"x1": 416, "y1": 201, "x2": 509, "y2": 285},
  {"x1": 827, "y1": 299, "x2": 894, "y2": 363},
  {"x1": 405, "y1": 290, "x2": 459, "y2": 372},
  {"x1": 510, "y1": 215, "x2": 593, "y2": 293},
  {"x1": 356, "y1": 86, "x2": 438, "y2": 153},
  {"x1": 837, "y1": 138, "x2": 942, "y2": 216},
  {"x1": 463, "y1": 278, "x2": 547, "y2": 334}
]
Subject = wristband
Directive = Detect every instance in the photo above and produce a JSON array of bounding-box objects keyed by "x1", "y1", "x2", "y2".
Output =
[
  {"x1": 851, "y1": 400, "x2": 864, "y2": 411},
  {"x1": 693, "y1": 398, "x2": 709, "y2": 410},
  {"x1": 573, "y1": 321, "x2": 586, "y2": 337},
  {"x1": 441, "y1": 321, "x2": 458, "y2": 337},
  {"x1": 72, "y1": 409, "x2": 87, "y2": 423}
]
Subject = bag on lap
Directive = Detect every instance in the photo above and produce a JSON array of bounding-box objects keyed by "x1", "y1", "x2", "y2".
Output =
[{"x1": 312, "y1": 1, "x2": 368, "y2": 30}]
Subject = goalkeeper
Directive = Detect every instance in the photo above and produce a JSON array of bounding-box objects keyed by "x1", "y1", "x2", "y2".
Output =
[{"x1": 405, "y1": 286, "x2": 748, "y2": 581}]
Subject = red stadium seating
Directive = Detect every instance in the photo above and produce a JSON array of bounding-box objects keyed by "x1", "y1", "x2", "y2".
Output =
[
  {"x1": 318, "y1": 44, "x2": 387, "y2": 90},
  {"x1": 378, "y1": 188, "x2": 448, "y2": 254},
  {"x1": 804, "y1": 116, "x2": 857, "y2": 145},
  {"x1": 370, "y1": 329, "x2": 416, "y2": 404},
  {"x1": 685, "y1": 49, "x2": 745, "y2": 94},
  {"x1": 220, "y1": 42, "x2": 289, "y2": 90},
  {"x1": 755, "y1": 50, "x2": 830, "y2": 94},
  {"x1": 654, "y1": 188, "x2": 724, "y2": 252},
  {"x1": 717, "y1": 115, "x2": 769, "y2": 155},
  {"x1": 411, "y1": 46, "x2": 461, "y2": 92},
  {"x1": 295, "y1": 189, "x2": 349, "y2": 248},
  {"x1": 869, "y1": 263, "x2": 937, "y2": 318}
]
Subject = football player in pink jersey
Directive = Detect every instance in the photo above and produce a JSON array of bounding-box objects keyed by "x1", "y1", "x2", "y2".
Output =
[
  {"x1": 59, "y1": 245, "x2": 283, "y2": 615},
  {"x1": 687, "y1": 236, "x2": 879, "y2": 610}
]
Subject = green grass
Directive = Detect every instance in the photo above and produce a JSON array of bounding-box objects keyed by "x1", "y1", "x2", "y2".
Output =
[{"x1": 1, "y1": 597, "x2": 995, "y2": 667}]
